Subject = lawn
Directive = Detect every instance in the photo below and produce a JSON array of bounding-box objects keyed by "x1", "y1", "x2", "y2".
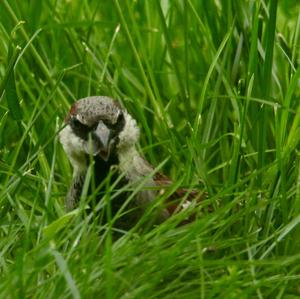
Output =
[{"x1": 0, "y1": 0, "x2": 300, "y2": 298}]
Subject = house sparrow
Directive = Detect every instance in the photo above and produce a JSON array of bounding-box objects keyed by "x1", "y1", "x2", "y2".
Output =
[{"x1": 59, "y1": 96, "x2": 207, "y2": 227}]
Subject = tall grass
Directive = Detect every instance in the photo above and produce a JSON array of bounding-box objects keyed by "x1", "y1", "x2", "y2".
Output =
[{"x1": 0, "y1": 0, "x2": 300, "y2": 298}]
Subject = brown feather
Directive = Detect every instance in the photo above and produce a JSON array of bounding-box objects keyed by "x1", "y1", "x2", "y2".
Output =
[{"x1": 152, "y1": 171, "x2": 210, "y2": 224}]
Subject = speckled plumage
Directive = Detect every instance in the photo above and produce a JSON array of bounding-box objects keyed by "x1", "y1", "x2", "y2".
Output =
[
  {"x1": 59, "y1": 96, "x2": 206, "y2": 228},
  {"x1": 67, "y1": 96, "x2": 123, "y2": 126}
]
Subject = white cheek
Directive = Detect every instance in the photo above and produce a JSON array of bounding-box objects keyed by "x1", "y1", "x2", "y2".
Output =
[
  {"x1": 59, "y1": 125, "x2": 87, "y2": 174},
  {"x1": 117, "y1": 112, "x2": 140, "y2": 149}
]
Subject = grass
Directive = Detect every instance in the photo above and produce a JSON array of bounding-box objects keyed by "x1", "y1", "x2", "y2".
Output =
[{"x1": 0, "y1": 0, "x2": 300, "y2": 298}]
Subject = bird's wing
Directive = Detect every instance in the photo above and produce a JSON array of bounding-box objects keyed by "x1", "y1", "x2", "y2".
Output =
[{"x1": 153, "y1": 172, "x2": 209, "y2": 223}]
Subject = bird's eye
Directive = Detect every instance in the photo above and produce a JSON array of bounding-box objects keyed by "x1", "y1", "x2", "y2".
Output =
[
  {"x1": 116, "y1": 112, "x2": 125, "y2": 130},
  {"x1": 103, "y1": 113, "x2": 125, "y2": 131},
  {"x1": 71, "y1": 117, "x2": 82, "y2": 128},
  {"x1": 111, "y1": 112, "x2": 125, "y2": 130},
  {"x1": 117, "y1": 112, "x2": 124, "y2": 125},
  {"x1": 70, "y1": 117, "x2": 89, "y2": 131}
]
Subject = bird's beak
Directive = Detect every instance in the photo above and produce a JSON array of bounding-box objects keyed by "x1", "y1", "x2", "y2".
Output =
[{"x1": 92, "y1": 120, "x2": 113, "y2": 161}]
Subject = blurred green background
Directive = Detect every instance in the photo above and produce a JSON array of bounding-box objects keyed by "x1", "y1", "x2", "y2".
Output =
[{"x1": 0, "y1": 1, "x2": 300, "y2": 298}]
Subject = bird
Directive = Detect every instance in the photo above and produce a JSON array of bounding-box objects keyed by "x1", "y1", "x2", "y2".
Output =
[{"x1": 59, "y1": 96, "x2": 207, "y2": 228}]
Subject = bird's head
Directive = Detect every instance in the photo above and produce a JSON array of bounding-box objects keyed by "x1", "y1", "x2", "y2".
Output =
[{"x1": 59, "y1": 96, "x2": 140, "y2": 172}]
